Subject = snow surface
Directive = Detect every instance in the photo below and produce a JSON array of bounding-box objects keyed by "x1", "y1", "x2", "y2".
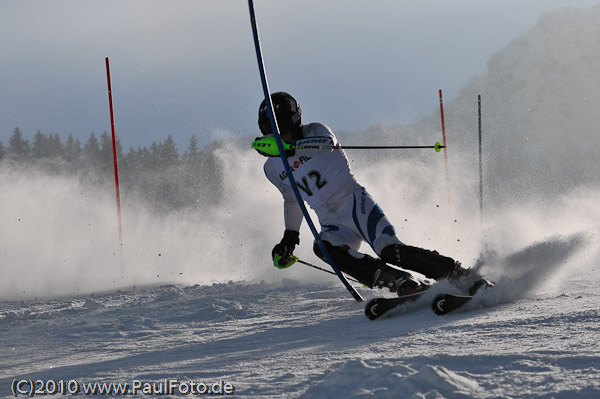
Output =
[
  {"x1": 3, "y1": 5, "x2": 600, "y2": 399},
  {"x1": 1, "y1": 232, "x2": 599, "y2": 398}
]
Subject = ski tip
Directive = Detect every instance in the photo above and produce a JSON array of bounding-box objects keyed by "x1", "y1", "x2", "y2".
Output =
[
  {"x1": 364, "y1": 298, "x2": 382, "y2": 320},
  {"x1": 432, "y1": 294, "x2": 449, "y2": 315},
  {"x1": 431, "y1": 293, "x2": 472, "y2": 315}
]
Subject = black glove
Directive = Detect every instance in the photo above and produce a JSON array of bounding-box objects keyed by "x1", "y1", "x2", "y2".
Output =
[{"x1": 272, "y1": 230, "x2": 300, "y2": 268}]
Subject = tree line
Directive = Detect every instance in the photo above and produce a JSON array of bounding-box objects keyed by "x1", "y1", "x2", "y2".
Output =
[{"x1": 1, "y1": 127, "x2": 225, "y2": 213}]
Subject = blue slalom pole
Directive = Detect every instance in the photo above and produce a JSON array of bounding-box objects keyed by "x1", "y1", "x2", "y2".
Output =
[{"x1": 247, "y1": 0, "x2": 364, "y2": 302}]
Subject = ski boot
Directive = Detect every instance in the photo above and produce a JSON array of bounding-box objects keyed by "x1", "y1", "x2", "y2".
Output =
[
  {"x1": 450, "y1": 261, "x2": 494, "y2": 295},
  {"x1": 372, "y1": 262, "x2": 431, "y2": 297},
  {"x1": 380, "y1": 244, "x2": 456, "y2": 280},
  {"x1": 394, "y1": 274, "x2": 432, "y2": 296}
]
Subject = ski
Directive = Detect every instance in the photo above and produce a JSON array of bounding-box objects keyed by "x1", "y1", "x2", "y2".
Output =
[
  {"x1": 431, "y1": 293, "x2": 474, "y2": 315},
  {"x1": 431, "y1": 279, "x2": 495, "y2": 315},
  {"x1": 364, "y1": 291, "x2": 427, "y2": 320}
]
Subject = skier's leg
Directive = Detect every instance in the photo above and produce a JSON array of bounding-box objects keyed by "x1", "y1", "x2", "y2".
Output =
[
  {"x1": 315, "y1": 224, "x2": 379, "y2": 288},
  {"x1": 379, "y1": 244, "x2": 457, "y2": 280},
  {"x1": 345, "y1": 186, "x2": 405, "y2": 254},
  {"x1": 312, "y1": 240, "x2": 422, "y2": 294},
  {"x1": 331, "y1": 186, "x2": 487, "y2": 291},
  {"x1": 313, "y1": 187, "x2": 429, "y2": 294},
  {"x1": 347, "y1": 187, "x2": 478, "y2": 284},
  {"x1": 379, "y1": 244, "x2": 491, "y2": 293}
]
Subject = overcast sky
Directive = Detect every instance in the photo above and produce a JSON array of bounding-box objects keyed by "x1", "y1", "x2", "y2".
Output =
[{"x1": 2, "y1": 0, "x2": 599, "y2": 151}]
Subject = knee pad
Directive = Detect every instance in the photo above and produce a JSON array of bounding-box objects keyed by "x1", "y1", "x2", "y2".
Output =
[{"x1": 313, "y1": 241, "x2": 382, "y2": 287}]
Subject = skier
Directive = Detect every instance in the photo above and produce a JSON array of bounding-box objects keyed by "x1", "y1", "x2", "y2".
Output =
[{"x1": 254, "y1": 92, "x2": 485, "y2": 296}]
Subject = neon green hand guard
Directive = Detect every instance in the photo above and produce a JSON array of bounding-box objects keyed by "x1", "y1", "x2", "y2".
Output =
[
  {"x1": 252, "y1": 136, "x2": 292, "y2": 156},
  {"x1": 273, "y1": 254, "x2": 298, "y2": 269}
]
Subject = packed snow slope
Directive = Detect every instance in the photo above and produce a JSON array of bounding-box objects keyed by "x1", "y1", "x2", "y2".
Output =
[
  {"x1": 1, "y1": 232, "x2": 599, "y2": 398},
  {"x1": 2, "y1": 5, "x2": 600, "y2": 399}
]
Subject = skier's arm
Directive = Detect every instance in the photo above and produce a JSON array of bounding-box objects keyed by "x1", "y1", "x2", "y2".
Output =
[
  {"x1": 292, "y1": 136, "x2": 335, "y2": 156},
  {"x1": 264, "y1": 161, "x2": 303, "y2": 268},
  {"x1": 283, "y1": 197, "x2": 303, "y2": 232},
  {"x1": 264, "y1": 161, "x2": 304, "y2": 232},
  {"x1": 293, "y1": 122, "x2": 338, "y2": 156}
]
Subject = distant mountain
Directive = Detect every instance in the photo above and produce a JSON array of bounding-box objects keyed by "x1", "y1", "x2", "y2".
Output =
[
  {"x1": 354, "y1": 6, "x2": 600, "y2": 205},
  {"x1": 445, "y1": 5, "x2": 600, "y2": 202}
]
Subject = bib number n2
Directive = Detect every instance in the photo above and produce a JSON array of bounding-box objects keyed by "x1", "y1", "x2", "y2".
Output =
[{"x1": 296, "y1": 170, "x2": 327, "y2": 196}]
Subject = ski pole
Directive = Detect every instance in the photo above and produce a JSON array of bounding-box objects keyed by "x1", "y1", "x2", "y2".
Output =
[
  {"x1": 274, "y1": 254, "x2": 361, "y2": 284},
  {"x1": 252, "y1": 136, "x2": 445, "y2": 156},
  {"x1": 300, "y1": 143, "x2": 444, "y2": 151},
  {"x1": 296, "y1": 258, "x2": 361, "y2": 284}
]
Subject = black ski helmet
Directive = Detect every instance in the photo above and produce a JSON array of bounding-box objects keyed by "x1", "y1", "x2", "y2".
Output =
[{"x1": 258, "y1": 92, "x2": 302, "y2": 135}]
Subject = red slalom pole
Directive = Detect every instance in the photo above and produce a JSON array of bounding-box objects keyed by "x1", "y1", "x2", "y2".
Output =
[
  {"x1": 439, "y1": 89, "x2": 452, "y2": 212},
  {"x1": 105, "y1": 57, "x2": 123, "y2": 247}
]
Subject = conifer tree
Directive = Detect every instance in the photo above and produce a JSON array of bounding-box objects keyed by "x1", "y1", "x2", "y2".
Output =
[
  {"x1": 65, "y1": 134, "x2": 82, "y2": 162},
  {"x1": 100, "y1": 131, "x2": 113, "y2": 164},
  {"x1": 32, "y1": 130, "x2": 47, "y2": 158},
  {"x1": 160, "y1": 135, "x2": 179, "y2": 166},
  {"x1": 183, "y1": 135, "x2": 200, "y2": 165},
  {"x1": 83, "y1": 132, "x2": 101, "y2": 166},
  {"x1": 149, "y1": 141, "x2": 160, "y2": 168},
  {"x1": 138, "y1": 146, "x2": 152, "y2": 168},
  {"x1": 8, "y1": 127, "x2": 31, "y2": 158},
  {"x1": 48, "y1": 134, "x2": 64, "y2": 158}
]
